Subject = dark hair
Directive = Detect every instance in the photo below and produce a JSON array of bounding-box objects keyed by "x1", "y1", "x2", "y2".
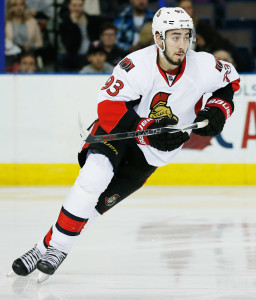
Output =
[
  {"x1": 177, "y1": 0, "x2": 193, "y2": 5},
  {"x1": 99, "y1": 22, "x2": 118, "y2": 36},
  {"x1": 67, "y1": 0, "x2": 84, "y2": 4},
  {"x1": 19, "y1": 51, "x2": 36, "y2": 62},
  {"x1": 87, "y1": 41, "x2": 107, "y2": 56}
]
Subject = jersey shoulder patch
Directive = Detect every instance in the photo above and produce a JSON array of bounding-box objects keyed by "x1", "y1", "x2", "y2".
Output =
[
  {"x1": 214, "y1": 58, "x2": 223, "y2": 72},
  {"x1": 119, "y1": 57, "x2": 135, "y2": 73}
]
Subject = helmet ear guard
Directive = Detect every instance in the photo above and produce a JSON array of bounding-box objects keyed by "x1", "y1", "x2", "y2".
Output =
[{"x1": 154, "y1": 31, "x2": 166, "y2": 51}]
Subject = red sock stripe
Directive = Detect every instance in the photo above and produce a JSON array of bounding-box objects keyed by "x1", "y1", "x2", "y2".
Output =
[
  {"x1": 43, "y1": 226, "x2": 52, "y2": 247},
  {"x1": 57, "y1": 207, "x2": 88, "y2": 234}
]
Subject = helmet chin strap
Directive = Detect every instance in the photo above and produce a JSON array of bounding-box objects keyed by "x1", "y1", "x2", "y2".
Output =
[
  {"x1": 158, "y1": 39, "x2": 176, "y2": 68},
  {"x1": 159, "y1": 49, "x2": 173, "y2": 67}
]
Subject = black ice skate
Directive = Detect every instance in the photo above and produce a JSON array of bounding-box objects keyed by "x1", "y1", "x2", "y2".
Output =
[
  {"x1": 12, "y1": 246, "x2": 42, "y2": 276},
  {"x1": 37, "y1": 246, "x2": 67, "y2": 281}
]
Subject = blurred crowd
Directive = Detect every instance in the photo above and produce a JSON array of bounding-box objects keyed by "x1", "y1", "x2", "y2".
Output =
[{"x1": 4, "y1": 0, "x2": 256, "y2": 74}]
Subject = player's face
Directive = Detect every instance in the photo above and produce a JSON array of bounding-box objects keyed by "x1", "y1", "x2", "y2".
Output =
[{"x1": 164, "y1": 29, "x2": 190, "y2": 66}]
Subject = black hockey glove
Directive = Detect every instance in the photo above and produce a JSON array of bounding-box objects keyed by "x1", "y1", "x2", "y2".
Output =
[
  {"x1": 192, "y1": 107, "x2": 225, "y2": 136},
  {"x1": 193, "y1": 84, "x2": 235, "y2": 137},
  {"x1": 135, "y1": 117, "x2": 190, "y2": 152}
]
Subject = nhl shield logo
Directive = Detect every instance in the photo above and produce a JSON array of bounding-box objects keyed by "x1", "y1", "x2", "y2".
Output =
[{"x1": 105, "y1": 194, "x2": 120, "y2": 207}]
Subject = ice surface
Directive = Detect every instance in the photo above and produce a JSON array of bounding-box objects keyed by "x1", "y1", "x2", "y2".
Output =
[{"x1": 1, "y1": 186, "x2": 256, "y2": 299}]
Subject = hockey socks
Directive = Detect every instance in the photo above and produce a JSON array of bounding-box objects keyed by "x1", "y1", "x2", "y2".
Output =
[{"x1": 43, "y1": 153, "x2": 113, "y2": 253}]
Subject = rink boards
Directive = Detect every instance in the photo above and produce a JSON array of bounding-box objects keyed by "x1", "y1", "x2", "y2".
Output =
[{"x1": 0, "y1": 74, "x2": 255, "y2": 185}]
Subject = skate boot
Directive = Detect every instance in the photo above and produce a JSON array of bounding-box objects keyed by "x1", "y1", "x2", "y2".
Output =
[
  {"x1": 12, "y1": 245, "x2": 42, "y2": 276},
  {"x1": 37, "y1": 246, "x2": 67, "y2": 279}
]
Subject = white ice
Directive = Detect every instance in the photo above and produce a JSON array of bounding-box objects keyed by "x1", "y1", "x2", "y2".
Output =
[{"x1": 1, "y1": 186, "x2": 256, "y2": 300}]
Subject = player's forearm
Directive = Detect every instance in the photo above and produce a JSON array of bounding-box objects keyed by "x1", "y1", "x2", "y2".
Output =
[{"x1": 205, "y1": 81, "x2": 238, "y2": 119}]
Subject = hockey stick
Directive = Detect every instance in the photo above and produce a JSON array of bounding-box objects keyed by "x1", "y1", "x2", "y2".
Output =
[{"x1": 81, "y1": 119, "x2": 209, "y2": 144}]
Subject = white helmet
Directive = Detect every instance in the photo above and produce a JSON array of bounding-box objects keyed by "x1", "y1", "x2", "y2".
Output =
[{"x1": 152, "y1": 7, "x2": 195, "y2": 51}]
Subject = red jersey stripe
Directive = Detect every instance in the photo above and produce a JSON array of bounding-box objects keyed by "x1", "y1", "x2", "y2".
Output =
[
  {"x1": 172, "y1": 57, "x2": 186, "y2": 86},
  {"x1": 98, "y1": 100, "x2": 128, "y2": 133},
  {"x1": 231, "y1": 78, "x2": 240, "y2": 92},
  {"x1": 82, "y1": 120, "x2": 99, "y2": 149}
]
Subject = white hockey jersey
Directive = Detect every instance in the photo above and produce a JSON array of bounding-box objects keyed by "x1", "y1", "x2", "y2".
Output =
[{"x1": 97, "y1": 45, "x2": 240, "y2": 167}]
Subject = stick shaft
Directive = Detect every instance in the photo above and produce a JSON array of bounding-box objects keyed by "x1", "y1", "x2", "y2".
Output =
[{"x1": 85, "y1": 120, "x2": 208, "y2": 144}]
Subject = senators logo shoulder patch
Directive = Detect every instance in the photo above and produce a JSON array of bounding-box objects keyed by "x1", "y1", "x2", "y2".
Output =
[
  {"x1": 215, "y1": 58, "x2": 223, "y2": 72},
  {"x1": 119, "y1": 58, "x2": 135, "y2": 73}
]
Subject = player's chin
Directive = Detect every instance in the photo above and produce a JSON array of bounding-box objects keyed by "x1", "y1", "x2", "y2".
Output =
[{"x1": 172, "y1": 58, "x2": 183, "y2": 66}]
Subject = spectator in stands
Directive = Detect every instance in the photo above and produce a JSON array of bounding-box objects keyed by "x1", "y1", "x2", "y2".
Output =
[
  {"x1": 137, "y1": 22, "x2": 154, "y2": 49},
  {"x1": 177, "y1": 0, "x2": 247, "y2": 72},
  {"x1": 58, "y1": 0, "x2": 90, "y2": 72},
  {"x1": 25, "y1": 0, "x2": 53, "y2": 20},
  {"x1": 177, "y1": 0, "x2": 194, "y2": 20},
  {"x1": 5, "y1": 38, "x2": 21, "y2": 72},
  {"x1": 114, "y1": 0, "x2": 154, "y2": 52},
  {"x1": 60, "y1": 0, "x2": 118, "y2": 43},
  {"x1": 80, "y1": 41, "x2": 114, "y2": 73},
  {"x1": 99, "y1": 22, "x2": 127, "y2": 66},
  {"x1": 195, "y1": 21, "x2": 221, "y2": 52},
  {"x1": 213, "y1": 49, "x2": 237, "y2": 68},
  {"x1": 18, "y1": 51, "x2": 37, "y2": 72},
  {"x1": 196, "y1": 22, "x2": 249, "y2": 71},
  {"x1": 125, "y1": 22, "x2": 155, "y2": 52},
  {"x1": 5, "y1": 0, "x2": 43, "y2": 52},
  {"x1": 84, "y1": 0, "x2": 118, "y2": 21}
]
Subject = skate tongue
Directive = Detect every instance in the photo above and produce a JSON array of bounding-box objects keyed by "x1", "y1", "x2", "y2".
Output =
[{"x1": 37, "y1": 271, "x2": 49, "y2": 283}]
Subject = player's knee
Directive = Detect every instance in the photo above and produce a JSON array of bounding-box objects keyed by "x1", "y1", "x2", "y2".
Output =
[{"x1": 77, "y1": 153, "x2": 114, "y2": 195}]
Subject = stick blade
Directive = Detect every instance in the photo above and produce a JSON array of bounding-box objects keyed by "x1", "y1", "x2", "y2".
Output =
[{"x1": 196, "y1": 119, "x2": 209, "y2": 129}]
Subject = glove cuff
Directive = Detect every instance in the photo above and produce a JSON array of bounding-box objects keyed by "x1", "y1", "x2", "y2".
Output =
[
  {"x1": 135, "y1": 118, "x2": 155, "y2": 145},
  {"x1": 205, "y1": 97, "x2": 233, "y2": 120}
]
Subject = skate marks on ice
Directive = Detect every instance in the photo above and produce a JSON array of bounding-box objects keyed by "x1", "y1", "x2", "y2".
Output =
[{"x1": 1, "y1": 186, "x2": 256, "y2": 299}]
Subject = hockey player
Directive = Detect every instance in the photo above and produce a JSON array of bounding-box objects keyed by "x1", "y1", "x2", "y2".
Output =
[{"x1": 11, "y1": 7, "x2": 240, "y2": 281}]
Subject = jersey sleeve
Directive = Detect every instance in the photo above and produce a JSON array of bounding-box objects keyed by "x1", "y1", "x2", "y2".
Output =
[
  {"x1": 97, "y1": 56, "x2": 144, "y2": 134},
  {"x1": 199, "y1": 52, "x2": 240, "y2": 119}
]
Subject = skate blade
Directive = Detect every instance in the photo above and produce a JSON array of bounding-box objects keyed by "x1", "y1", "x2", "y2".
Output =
[
  {"x1": 7, "y1": 270, "x2": 15, "y2": 277},
  {"x1": 37, "y1": 271, "x2": 49, "y2": 283}
]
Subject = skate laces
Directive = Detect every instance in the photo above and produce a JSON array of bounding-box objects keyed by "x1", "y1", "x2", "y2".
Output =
[
  {"x1": 41, "y1": 246, "x2": 67, "y2": 270},
  {"x1": 20, "y1": 246, "x2": 42, "y2": 273}
]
